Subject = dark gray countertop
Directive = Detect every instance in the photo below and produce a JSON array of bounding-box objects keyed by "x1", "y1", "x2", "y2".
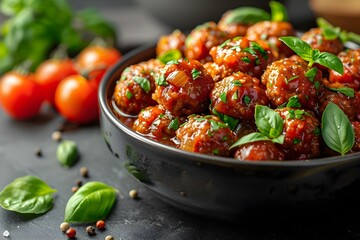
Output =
[{"x1": 1, "y1": 1, "x2": 360, "y2": 240}]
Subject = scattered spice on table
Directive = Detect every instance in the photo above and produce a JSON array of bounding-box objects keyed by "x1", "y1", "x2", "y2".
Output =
[
  {"x1": 129, "y1": 189, "x2": 138, "y2": 199},
  {"x1": 51, "y1": 131, "x2": 62, "y2": 142},
  {"x1": 59, "y1": 222, "x2": 70, "y2": 232},
  {"x1": 96, "y1": 220, "x2": 106, "y2": 230},
  {"x1": 86, "y1": 226, "x2": 96, "y2": 236}
]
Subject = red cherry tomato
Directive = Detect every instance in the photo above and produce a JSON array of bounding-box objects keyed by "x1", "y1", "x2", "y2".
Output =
[
  {"x1": 54, "y1": 75, "x2": 98, "y2": 124},
  {"x1": 0, "y1": 71, "x2": 43, "y2": 120},
  {"x1": 75, "y1": 45, "x2": 121, "y2": 86},
  {"x1": 34, "y1": 58, "x2": 77, "y2": 106}
]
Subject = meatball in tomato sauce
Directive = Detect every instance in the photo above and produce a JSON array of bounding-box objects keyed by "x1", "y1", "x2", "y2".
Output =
[
  {"x1": 113, "y1": 59, "x2": 163, "y2": 115},
  {"x1": 218, "y1": 10, "x2": 249, "y2": 39},
  {"x1": 301, "y1": 28, "x2": 343, "y2": 56},
  {"x1": 209, "y1": 37, "x2": 277, "y2": 79},
  {"x1": 246, "y1": 20, "x2": 295, "y2": 58},
  {"x1": 176, "y1": 115, "x2": 236, "y2": 156},
  {"x1": 152, "y1": 59, "x2": 214, "y2": 116},
  {"x1": 262, "y1": 58, "x2": 323, "y2": 112},
  {"x1": 210, "y1": 71, "x2": 269, "y2": 121},
  {"x1": 328, "y1": 49, "x2": 360, "y2": 91},
  {"x1": 133, "y1": 105, "x2": 184, "y2": 146},
  {"x1": 234, "y1": 141, "x2": 285, "y2": 161},
  {"x1": 184, "y1": 22, "x2": 229, "y2": 63},
  {"x1": 156, "y1": 29, "x2": 186, "y2": 57},
  {"x1": 276, "y1": 107, "x2": 322, "y2": 160}
]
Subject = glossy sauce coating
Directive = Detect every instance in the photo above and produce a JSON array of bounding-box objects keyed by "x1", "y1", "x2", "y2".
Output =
[
  {"x1": 152, "y1": 59, "x2": 214, "y2": 116},
  {"x1": 156, "y1": 29, "x2": 186, "y2": 57},
  {"x1": 234, "y1": 141, "x2": 285, "y2": 161},
  {"x1": 175, "y1": 115, "x2": 236, "y2": 157},
  {"x1": 210, "y1": 71, "x2": 269, "y2": 121}
]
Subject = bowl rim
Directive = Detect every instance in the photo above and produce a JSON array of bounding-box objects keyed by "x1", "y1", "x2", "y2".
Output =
[{"x1": 99, "y1": 42, "x2": 360, "y2": 168}]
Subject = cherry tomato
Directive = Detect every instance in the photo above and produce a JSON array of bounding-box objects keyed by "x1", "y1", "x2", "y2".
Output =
[
  {"x1": 54, "y1": 75, "x2": 98, "y2": 124},
  {"x1": 0, "y1": 71, "x2": 43, "y2": 120},
  {"x1": 34, "y1": 58, "x2": 77, "y2": 106},
  {"x1": 75, "y1": 45, "x2": 121, "y2": 86}
]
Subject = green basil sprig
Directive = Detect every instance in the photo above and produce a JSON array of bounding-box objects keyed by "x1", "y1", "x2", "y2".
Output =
[
  {"x1": 133, "y1": 76, "x2": 151, "y2": 94},
  {"x1": 0, "y1": 176, "x2": 56, "y2": 214},
  {"x1": 269, "y1": 1, "x2": 288, "y2": 22},
  {"x1": 64, "y1": 181, "x2": 118, "y2": 223},
  {"x1": 231, "y1": 105, "x2": 284, "y2": 149},
  {"x1": 57, "y1": 140, "x2": 79, "y2": 167},
  {"x1": 279, "y1": 36, "x2": 344, "y2": 75},
  {"x1": 317, "y1": 17, "x2": 360, "y2": 44},
  {"x1": 157, "y1": 49, "x2": 182, "y2": 64},
  {"x1": 321, "y1": 102, "x2": 354, "y2": 155},
  {"x1": 224, "y1": 7, "x2": 270, "y2": 24}
]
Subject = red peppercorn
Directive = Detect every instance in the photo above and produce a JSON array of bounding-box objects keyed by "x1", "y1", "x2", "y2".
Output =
[
  {"x1": 66, "y1": 227, "x2": 76, "y2": 239},
  {"x1": 95, "y1": 220, "x2": 106, "y2": 230}
]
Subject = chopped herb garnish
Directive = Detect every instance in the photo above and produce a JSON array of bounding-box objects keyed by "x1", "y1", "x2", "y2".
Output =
[
  {"x1": 212, "y1": 109, "x2": 239, "y2": 131},
  {"x1": 159, "y1": 113, "x2": 165, "y2": 118},
  {"x1": 230, "y1": 45, "x2": 241, "y2": 51},
  {"x1": 285, "y1": 75, "x2": 299, "y2": 84},
  {"x1": 155, "y1": 74, "x2": 167, "y2": 86},
  {"x1": 126, "y1": 90, "x2": 133, "y2": 99},
  {"x1": 219, "y1": 39, "x2": 231, "y2": 49},
  {"x1": 158, "y1": 49, "x2": 182, "y2": 64},
  {"x1": 314, "y1": 127, "x2": 321, "y2": 136},
  {"x1": 287, "y1": 109, "x2": 305, "y2": 119},
  {"x1": 241, "y1": 56, "x2": 251, "y2": 63},
  {"x1": 314, "y1": 81, "x2": 321, "y2": 90},
  {"x1": 168, "y1": 118, "x2": 179, "y2": 130},
  {"x1": 220, "y1": 92, "x2": 227, "y2": 103},
  {"x1": 221, "y1": 136, "x2": 228, "y2": 141},
  {"x1": 232, "y1": 80, "x2": 242, "y2": 87},
  {"x1": 133, "y1": 76, "x2": 151, "y2": 94},
  {"x1": 293, "y1": 138, "x2": 301, "y2": 144},
  {"x1": 305, "y1": 67, "x2": 318, "y2": 82},
  {"x1": 212, "y1": 149, "x2": 220, "y2": 155},
  {"x1": 232, "y1": 90, "x2": 239, "y2": 100},
  {"x1": 286, "y1": 96, "x2": 301, "y2": 108},
  {"x1": 243, "y1": 95, "x2": 251, "y2": 104},
  {"x1": 191, "y1": 68, "x2": 201, "y2": 80},
  {"x1": 166, "y1": 60, "x2": 180, "y2": 65}
]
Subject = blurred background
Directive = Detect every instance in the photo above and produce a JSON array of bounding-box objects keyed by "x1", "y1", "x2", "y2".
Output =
[{"x1": 1, "y1": 0, "x2": 359, "y2": 52}]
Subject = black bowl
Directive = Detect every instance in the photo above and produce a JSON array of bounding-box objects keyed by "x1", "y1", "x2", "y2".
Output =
[{"x1": 99, "y1": 43, "x2": 360, "y2": 220}]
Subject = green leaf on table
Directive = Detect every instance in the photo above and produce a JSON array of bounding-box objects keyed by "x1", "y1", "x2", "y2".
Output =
[
  {"x1": 321, "y1": 102, "x2": 354, "y2": 155},
  {"x1": 64, "y1": 181, "x2": 118, "y2": 223},
  {"x1": 0, "y1": 176, "x2": 57, "y2": 214},
  {"x1": 57, "y1": 140, "x2": 79, "y2": 167}
]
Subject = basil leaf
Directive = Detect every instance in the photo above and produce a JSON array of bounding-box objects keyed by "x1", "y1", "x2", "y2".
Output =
[
  {"x1": 0, "y1": 176, "x2": 56, "y2": 214},
  {"x1": 316, "y1": 17, "x2": 333, "y2": 30},
  {"x1": 322, "y1": 26, "x2": 340, "y2": 40},
  {"x1": 328, "y1": 87, "x2": 355, "y2": 98},
  {"x1": 64, "y1": 181, "x2": 118, "y2": 223},
  {"x1": 279, "y1": 36, "x2": 313, "y2": 62},
  {"x1": 314, "y1": 52, "x2": 344, "y2": 75},
  {"x1": 230, "y1": 132, "x2": 270, "y2": 149},
  {"x1": 305, "y1": 67, "x2": 318, "y2": 82},
  {"x1": 286, "y1": 96, "x2": 301, "y2": 108},
  {"x1": 255, "y1": 105, "x2": 283, "y2": 139},
  {"x1": 346, "y1": 32, "x2": 360, "y2": 45},
  {"x1": 271, "y1": 134, "x2": 285, "y2": 144},
  {"x1": 57, "y1": 140, "x2": 79, "y2": 167},
  {"x1": 321, "y1": 102, "x2": 354, "y2": 155},
  {"x1": 270, "y1": 1, "x2": 288, "y2": 22},
  {"x1": 212, "y1": 109, "x2": 239, "y2": 131},
  {"x1": 224, "y1": 7, "x2": 270, "y2": 24},
  {"x1": 133, "y1": 76, "x2": 151, "y2": 94},
  {"x1": 157, "y1": 49, "x2": 182, "y2": 64}
]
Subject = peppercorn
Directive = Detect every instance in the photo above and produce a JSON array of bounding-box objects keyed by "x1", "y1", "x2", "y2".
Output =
[
  {"x1": 51, "y1": 131, "x2": 62, "y2": 142},
  {"x1": 105, "y1": 235, "x2": 114, "y2": 240},
  {"x1": 86, "y1": 226, "x2": 96, "y2": 236},
  {"x1": 96, "y1": 220, "x2": 106, "y2": 230},
  {"x1": 75, "y1": 180, "x2": 83, "y2": 187},
  {"x1": 129, "y1": 189, "x2": 138, "y2": 199},
  {"x1": 34, "y1": 148, "x2": 42, "y2": 157},
  {"x1": 71, "y1": 186, "x2": 79, "y2": 193},
  {"x1": 59, "y1": 222, "x2": 70, "y2": 232},
  {"x1": 79, "y1": 166, "x2": 89, "y2": 178},
  {"x1": 66, "y1": 227, "x2": 76, "y2": 239}
]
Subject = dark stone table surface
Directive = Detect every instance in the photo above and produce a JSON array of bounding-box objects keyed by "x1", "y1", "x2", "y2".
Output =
[{"x1": 1, "y1": 1, "x2": 360, "y2": 240}]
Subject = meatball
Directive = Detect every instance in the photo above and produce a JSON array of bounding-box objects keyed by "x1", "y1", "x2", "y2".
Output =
[
  {"x1": 276, "y1": 107, "x2": 322, "y2": 160},
  {"x1": 351, "y1": 121, "x2": 360, "y2": 153},
  {"x1": 209, "y1": 36, "x2": 278, "y2": 79},
  {"x1": 218, "y1": 10, "x2": 249, "y2": 39},
  {"x1": 184, "y1": 21, "x2": 229, "y2": 63},
  {"x1": 152, "y1": 59, "x2": 214, "y2": 116},
  {"x1": 246, "y1": 21, "x2": 295, "y2": 58},
  {"x1": 203, "y1": 62, "x2": 233, "y2": 82},
  {"x1": 133, "y1": 105, "x2": 183, "y2": 146},
  {"x1": 175, "y1": 115, "x2": 236, "y2": 156},
  {"x1": 328, "y1": 49, "x2": 360, "y2": 91},
  {"x1": 210, "y1": 72, "x2": 269, "y2": 121},
  {"x1": 156, "y1": 29, "x2": 186, "y2": 57},
  {"x1": 318, "y1": 87, "x2": 360, "y2": 121},
  {"x1": 262, "y1": 58, "x2": 323, "y2": 112},
  {"x1": 113, "y1": 59, "x2": 163, "y2": 115},
  {"x1": 234, "y1": 141, "x2": 285, "y2": 161},
  {"x1": 301, "y1": 28, "x2": 343, "y2": 56}
]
